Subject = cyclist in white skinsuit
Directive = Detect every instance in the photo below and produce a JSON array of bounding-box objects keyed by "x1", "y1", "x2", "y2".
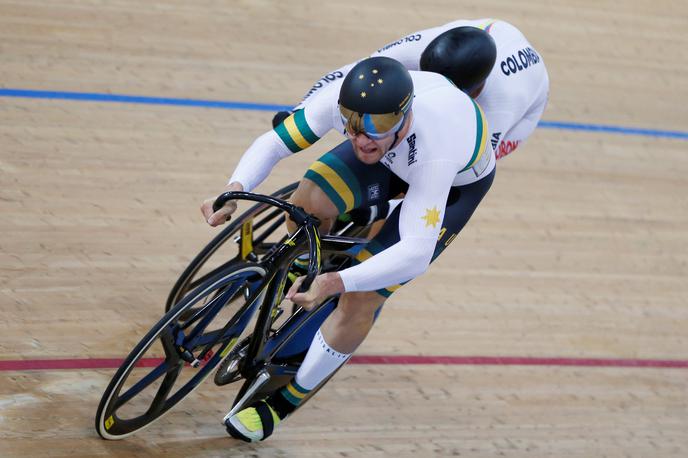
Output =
[
  {"x1": 202, "y1": 57, "x2": 495, "y2": 442},
  {"x1": 286, "y1": 18, "x2": 549, "y2": 160},
  {"x1": 229, "y1": 71, "x2": 493, "y2": 291}
]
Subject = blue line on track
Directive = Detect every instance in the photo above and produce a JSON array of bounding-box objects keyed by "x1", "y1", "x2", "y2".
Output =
[
  {"x1": 0, "y1": 88, "x2": 290, "y2": 112},
  {"x1": 537, "y1": 121, "x2": 688, "y2": 140},
  {"x1": 2, "y1": 87, "x2": 686, "y2": 140}
]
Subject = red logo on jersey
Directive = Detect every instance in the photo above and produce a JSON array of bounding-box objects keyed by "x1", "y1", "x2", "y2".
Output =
[{"x1": 496, "y1": 140, "x2": 521, "y2": 159}]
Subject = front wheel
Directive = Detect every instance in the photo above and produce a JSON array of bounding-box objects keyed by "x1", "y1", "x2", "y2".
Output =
[
  {"x1": 166, "y1": 182, "x2": 298, "y2": 311},
  {"x1": 95, "y1": 263, "x2": 266, "y2": 440}
]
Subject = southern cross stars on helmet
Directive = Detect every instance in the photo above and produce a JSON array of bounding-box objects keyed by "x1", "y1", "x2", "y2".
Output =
[{"x1": 358, "y1": 69, "x2": 384, "y2": 99}]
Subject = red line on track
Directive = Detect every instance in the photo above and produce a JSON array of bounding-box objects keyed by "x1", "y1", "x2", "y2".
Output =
[
  {"x1": 0, "y1": 355, "x2": 687, "y2": 372},
  {"x1": 349, "y1": 355, "x2": 688, "y2": 368}
]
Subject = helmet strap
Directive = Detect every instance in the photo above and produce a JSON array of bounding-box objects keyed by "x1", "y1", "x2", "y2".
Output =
[
  {"x1": 391, "y1": 110, "x2": 411, "y2": 149},
  {"x1": 392, "y1": 131, "x2": 400, "y2": 148}
]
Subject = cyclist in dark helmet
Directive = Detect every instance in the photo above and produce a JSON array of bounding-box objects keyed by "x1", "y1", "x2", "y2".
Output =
[
  {"x1": 274, "y1": 19, "x2": 549, "y2": 161},
  {"x1": 338, "y1": 57, "x2": 414, "y2": 161},
  {"x1": 420, "y1": 26, "x2": 497, "y2": 97},
  {"x1": 203, "y1": 53, "x2": 496, "y2": 442}
]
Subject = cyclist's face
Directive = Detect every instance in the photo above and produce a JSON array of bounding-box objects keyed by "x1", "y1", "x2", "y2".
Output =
[
  {"x1": 349, "y1": 132, "x2": 395, "y2": 164},
  {"x1": 347, "y1": 111, "x2": 412, "y2": 164}
]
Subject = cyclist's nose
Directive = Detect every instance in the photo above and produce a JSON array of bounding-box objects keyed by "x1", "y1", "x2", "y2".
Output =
[{"x1": 352, "y1": 132, "x2": 373, "y2": 146}]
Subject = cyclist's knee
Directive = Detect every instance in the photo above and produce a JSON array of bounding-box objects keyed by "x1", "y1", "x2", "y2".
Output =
[
  {"x1": 288, "y1": 179, "x2": 339, "y2": 231},
  {"x1": 291, "y1": 179, "x2": 339, "y2": 217}
]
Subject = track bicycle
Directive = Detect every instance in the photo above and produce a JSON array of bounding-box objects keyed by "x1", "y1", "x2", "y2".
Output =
[
  {"x1": 165, "y1": 182, "x2": 372, "y2": 312},
  {"x1": 95, "y1": 190, "x2": 370, "y2": 440}
]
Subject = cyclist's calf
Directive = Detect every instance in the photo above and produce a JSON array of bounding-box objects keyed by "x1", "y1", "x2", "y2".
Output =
[{"x1": 320, "y1": 290, "x2": 386, "y2": 354}]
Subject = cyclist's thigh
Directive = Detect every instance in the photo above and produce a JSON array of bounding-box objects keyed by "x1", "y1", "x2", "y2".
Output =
[
  {"x1": 354, "y1": 168, "x2": 496, "y2": 298},
  {"x1": 301, "y1": 140, "x2": 405, "y2": 215}
]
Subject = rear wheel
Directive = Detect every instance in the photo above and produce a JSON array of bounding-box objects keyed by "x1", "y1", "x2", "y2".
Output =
[{"x1": 95, "y1": 263, "x2": 266, "y2": 440}]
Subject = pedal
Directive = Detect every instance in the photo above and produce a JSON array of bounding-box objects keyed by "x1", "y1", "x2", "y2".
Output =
[{"x1": 190, "y1": 350, "x2": 214, "y2": 368}]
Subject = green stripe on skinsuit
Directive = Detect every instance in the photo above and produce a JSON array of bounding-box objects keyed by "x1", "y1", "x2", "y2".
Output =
[
  {"x1": 318, "y1": 153, "x2": 363, "y2": 208},
  {"x1": 304, "y1": 169, "x2": 348, "y2": 214},
  {"x1": 274, "y1": 122, "x2": 301, "y2": 153},
  {"x1": 460, "y1": 100, "x2": 486, "y2": 172},
  {"x1": 293, "y1": 109, "x2": 320, "y2": 144}
]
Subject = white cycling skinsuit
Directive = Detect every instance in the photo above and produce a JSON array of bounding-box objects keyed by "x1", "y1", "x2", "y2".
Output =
[
  {"x1": 294, "y1": 18, "x2": 549, "y2": 159},
  {"x1": 229, "y1": 71, "x2": 493, "y2": 292}
]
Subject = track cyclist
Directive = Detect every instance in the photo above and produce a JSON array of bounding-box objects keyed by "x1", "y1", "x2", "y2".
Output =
[
  {"x1": 201, "y1": 53, "x2": 496, "y2": 442},
  {"x1": 275, "y1": 18, "x2": 549, "y2": 160}
]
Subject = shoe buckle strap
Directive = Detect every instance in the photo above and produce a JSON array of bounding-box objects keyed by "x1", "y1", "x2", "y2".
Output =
[{"x1": 254, "y1": 402, "x2": 276, "y2": 439}]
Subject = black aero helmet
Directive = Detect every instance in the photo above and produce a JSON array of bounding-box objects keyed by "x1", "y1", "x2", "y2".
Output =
[
  {"x1": 420, "y1": 26, "x2": 497, "y2": 94},
  {"x1": 338, "y1": 56, "x2": 413, "y2": 139}
]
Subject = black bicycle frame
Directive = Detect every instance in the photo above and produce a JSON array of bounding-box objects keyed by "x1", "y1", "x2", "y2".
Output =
[{"x1": 210, "y1": 192, "x2": 367, "y2": 382}]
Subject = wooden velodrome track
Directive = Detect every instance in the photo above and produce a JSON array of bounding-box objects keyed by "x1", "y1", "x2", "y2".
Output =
[{"x1": 1, "y1": 0, "x2": 686, "y2": 456}]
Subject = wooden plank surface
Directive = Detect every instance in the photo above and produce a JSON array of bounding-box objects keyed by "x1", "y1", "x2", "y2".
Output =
[{"x1": 0, "y1": 0, "x2": 686, "y2": 456}]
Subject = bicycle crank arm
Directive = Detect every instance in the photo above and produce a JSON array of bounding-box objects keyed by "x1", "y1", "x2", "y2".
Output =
[{"x1": 221, "y1": 370, "x2": 270, "y2": 422}]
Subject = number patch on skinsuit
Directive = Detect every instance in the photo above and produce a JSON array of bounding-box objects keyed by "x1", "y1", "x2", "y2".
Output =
[{"x1": 471, "y1": 147, "x2": 491, "y2": 177}]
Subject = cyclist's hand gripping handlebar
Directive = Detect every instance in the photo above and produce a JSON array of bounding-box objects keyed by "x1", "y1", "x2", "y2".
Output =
[{"x1": 213, "y1": 191, "x2": 321, "y2": 293}]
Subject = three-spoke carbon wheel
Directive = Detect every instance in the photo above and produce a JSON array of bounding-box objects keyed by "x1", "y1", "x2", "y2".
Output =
[{"x1": 95, "y1": 263, "x2": 266, "y2": 440}]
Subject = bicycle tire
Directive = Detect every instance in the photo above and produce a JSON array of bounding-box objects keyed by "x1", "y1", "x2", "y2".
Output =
[
  {"x1": 165, "y1": 182, "x2": 298, "y2": 311},
  {"x1": 95, "y1": 262, "x2": 266, "y2": 440}
]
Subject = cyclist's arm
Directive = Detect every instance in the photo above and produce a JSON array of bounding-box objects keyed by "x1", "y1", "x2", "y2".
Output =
[
  {"x1": 292, "y1": 63, "x2": 356, "y2": 111},
  {"x1": 337, "y1": 160, "x2": 458, "y2": 292},
  {"x1": 293, "y1": 25, "x2": 447, "y2": 111},
  {"x1": 373, "y1": 19, "x2": 493, "y2": 67},
  {"x1": 229, "y1": 84, "x2": 341, "y2": 192},
  {"x1": 369, "y1": 28, "x2": 434, "y2": 69}
]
